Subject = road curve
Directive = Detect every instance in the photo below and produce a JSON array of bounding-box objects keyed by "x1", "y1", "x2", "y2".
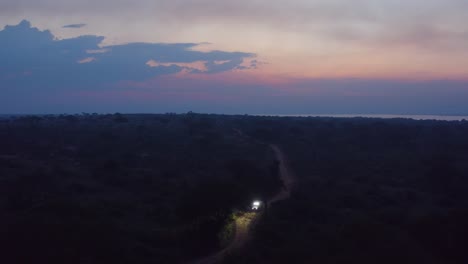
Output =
[
  {"x1": 190, "y1": 144, "x2": 295, "y2": 264},
  {"x1": 268, "y1": 144, "x2": 296, "y2": 206}
]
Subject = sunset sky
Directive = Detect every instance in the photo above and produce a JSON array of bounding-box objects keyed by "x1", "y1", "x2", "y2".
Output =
[{"x1": 1, "y1": 0, "x2": 468, "y2": 114}]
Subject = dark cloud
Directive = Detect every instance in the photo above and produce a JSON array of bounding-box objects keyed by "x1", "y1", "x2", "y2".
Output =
[
  {"x1": 63, "y1": 23, "x2": 87, "y2": 28},
  {"x1": 0, "y1": 20, "x2": 255, "y2": 90}
]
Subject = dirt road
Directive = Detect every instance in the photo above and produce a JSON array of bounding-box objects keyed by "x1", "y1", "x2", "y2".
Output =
[
  {"x1": 268, "y1": 144, "x2": 295, "y2": 206},
  {"x1": 190, "y1": 212, "x2": 258, "y2": 264},
  {"x1": 190, "y1": 143, "x2": 295, "y2": 264}
]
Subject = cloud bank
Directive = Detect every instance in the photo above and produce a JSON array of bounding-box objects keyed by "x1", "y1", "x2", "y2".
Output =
[
  {"x1": 0, "y1": 20, "x2": 255, "y2": 90},
  {"x1": 1, "y1": 20, "x2": 467, "y2": 115},
  {"x1": 2, "y1": 1, "x2": 468, "y2": 80}
]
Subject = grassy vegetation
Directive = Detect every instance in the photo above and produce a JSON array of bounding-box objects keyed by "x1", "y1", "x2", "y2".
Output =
[
  {"x1": 227, "y1": 116, "x2": 468, "y2": 264},
  {"x1": 0, "y1": 113, "x2": 281, "y2": 263},
  {"x1": 218, "y1": 212, "x2": 237, "y2": 248},
  {"x1": 1, "y1": 113, "x2": 467, "y2": 263}
]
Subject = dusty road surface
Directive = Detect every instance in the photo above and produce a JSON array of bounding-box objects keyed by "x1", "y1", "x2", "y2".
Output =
[
  {"x1": 268, "y1": 144, "x2": 296, "y2": 206},
  {"x1": 190, "y1": 144, "x2": 295, "y2": 264},
  {"x1": 191, "y1": 212, "x2": 258, "y2": 264}
]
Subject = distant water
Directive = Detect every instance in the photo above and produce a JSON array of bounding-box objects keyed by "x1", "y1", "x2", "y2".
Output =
[
  {"x1": 1, "y1": 114, "x2": 467, "y2": 121},
  {"x1": 268, "y1": 114, "x2": 468, "y2": 121}
]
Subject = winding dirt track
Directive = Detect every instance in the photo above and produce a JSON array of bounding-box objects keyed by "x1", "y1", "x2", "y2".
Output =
[
  {"x1": 190, "y1": 212, "x2": 257, "y2": 264},
  {"x1": 190, "y1": 143, "x2": 295, "y2": 264},
  {"x1": 268, "y1": 144, "x2": 295, "y2": 206}
]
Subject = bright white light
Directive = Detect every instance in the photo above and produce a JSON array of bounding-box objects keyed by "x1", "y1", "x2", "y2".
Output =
[{"x1": 252, "y1": 200, "x2": 261, "y2": 210}]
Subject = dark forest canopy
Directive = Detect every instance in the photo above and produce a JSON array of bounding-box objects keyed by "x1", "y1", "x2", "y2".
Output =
[{"x1": 0, "y1": 113, "x2": 467, "y2": 264}]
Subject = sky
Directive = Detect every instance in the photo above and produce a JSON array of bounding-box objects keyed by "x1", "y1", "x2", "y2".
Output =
[{"x1": 1, "y1": 0, "x2": 468, "y2": 115}]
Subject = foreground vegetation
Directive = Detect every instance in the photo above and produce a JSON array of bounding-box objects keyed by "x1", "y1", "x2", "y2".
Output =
[
  {"x1": 0, "y1": 113, "x2": 281, "y2": 263},
  {"x1": 228, "y1": 115, "x2": 468, "y2": 264},
  {"x1": 1, "y1": 113, "x2": 467, "y2": 263}
]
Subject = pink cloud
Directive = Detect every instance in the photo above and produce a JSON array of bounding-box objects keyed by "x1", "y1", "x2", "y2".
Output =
[{"x1": 145, "y1": 60, "x2": 208, "y2": 72}]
